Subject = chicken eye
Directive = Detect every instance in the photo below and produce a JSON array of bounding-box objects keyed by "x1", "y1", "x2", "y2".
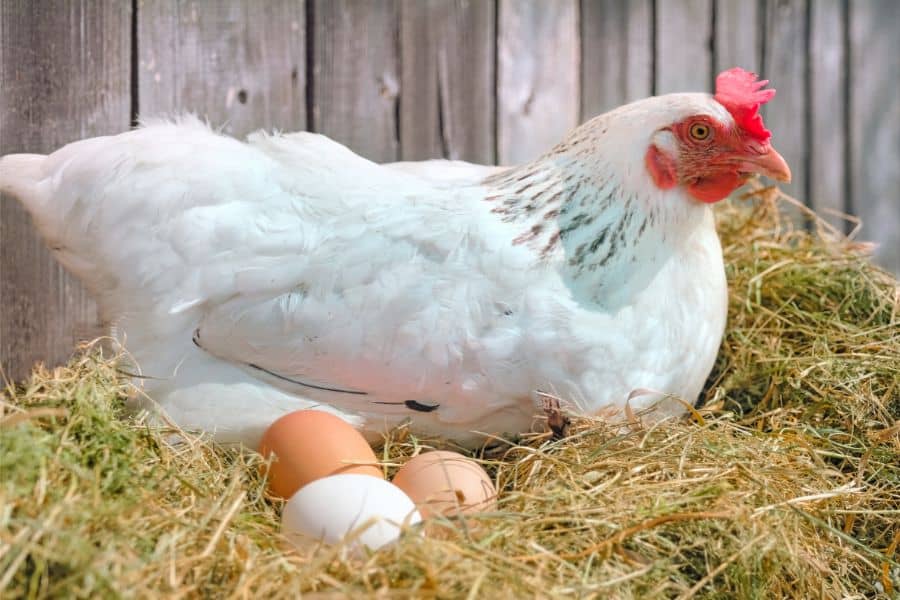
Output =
[{"x1": 689, "y1": 122, "x2": 712, "y2": 141}]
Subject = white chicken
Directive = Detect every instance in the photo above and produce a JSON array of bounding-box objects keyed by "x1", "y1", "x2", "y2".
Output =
[{"x1": 0, "y1": 68, "x2": 790, "y2": 447}]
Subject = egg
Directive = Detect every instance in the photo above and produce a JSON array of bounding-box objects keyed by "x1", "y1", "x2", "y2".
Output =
[
  {"x1": 258, "y1": 410, "x2": 382, "y2": 498},
  {"x1": 281, "y1": 473, "x2": 421, "y2": 552},
  {"x1": 391, "y1": 451, "x2": 497, "y2": 519}
]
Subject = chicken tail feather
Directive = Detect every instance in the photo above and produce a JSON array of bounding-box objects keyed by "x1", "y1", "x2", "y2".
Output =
[{"x1": 0, "y1": 153, "x2": 47, "y2": 209}]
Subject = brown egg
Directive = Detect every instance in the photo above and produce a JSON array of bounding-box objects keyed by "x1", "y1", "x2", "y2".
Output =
[
  {"x1": 258, "y1": 410, "x2": 382, "y2": 498},
  {"x1": 391, "y1": 451, "x2": 497, "y2": 519}
]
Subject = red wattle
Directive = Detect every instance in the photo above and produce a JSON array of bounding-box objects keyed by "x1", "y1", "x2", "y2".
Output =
[{"x1": 687, "y1": 172, "x2": 743, "y2": 203}]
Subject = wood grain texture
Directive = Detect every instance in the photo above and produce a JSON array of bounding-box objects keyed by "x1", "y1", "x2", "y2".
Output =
[
  {"x1": 655, "y1": 0, "x2": 713, "y2": 93},
  {"x1": 138, "y1": 0, "x2": 306, "y2": 137},
  {"x1": 762, "y1": 0, "x2": 808, "y2": 218},
  {"x1": 581, "y1": 0, "x2": 653, "y2": 119},
  {"x1": 0, "y1": 1, "x2": 130, "y2": 381},
  {"x1": 398, "y1": 0, "x2": 494, "y2": 163},
  {"x1": 849, "y1": 0, "x2": 899, "y2": 273},
  {"x1": 498, "y1": 0, "x2": 579, "y2": 165},
  {"x1": 808, "y1": 0, "x2": 846, "y2": 229},
  {"x1": 311, "y1": 0, "x2": 399, "y2": 163},
  {"x1": 714, "y1": 0, "x2": 760, "y2": 74}
]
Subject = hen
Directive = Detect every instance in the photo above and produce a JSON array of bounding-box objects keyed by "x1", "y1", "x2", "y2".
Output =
[{"x1": 0, "y1": 68, "x2": 789, "y2": 447}]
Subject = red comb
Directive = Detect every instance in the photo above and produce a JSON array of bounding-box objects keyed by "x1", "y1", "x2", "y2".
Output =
[{"x1": 714, "y1": 68, "x2": 776, "y2": 143}]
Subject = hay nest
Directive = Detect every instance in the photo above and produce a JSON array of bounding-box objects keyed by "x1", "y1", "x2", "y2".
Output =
[{"x1": 2, "y1": 187, "x2": 898, "y2": 598}]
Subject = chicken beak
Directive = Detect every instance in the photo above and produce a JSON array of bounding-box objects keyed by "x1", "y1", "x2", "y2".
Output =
[{"x1": 741, "y1": 146, "x2": 792, "y2": 183}]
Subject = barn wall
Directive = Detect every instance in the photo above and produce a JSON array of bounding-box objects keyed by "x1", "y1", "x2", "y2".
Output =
[{"x1": 1, "y1": 0, "x2": 897, "y2": 380}]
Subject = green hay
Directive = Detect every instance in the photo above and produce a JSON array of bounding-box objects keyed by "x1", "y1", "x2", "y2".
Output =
[{"x1": 2, "y1": 188, "x2": 898, "y2": 598}]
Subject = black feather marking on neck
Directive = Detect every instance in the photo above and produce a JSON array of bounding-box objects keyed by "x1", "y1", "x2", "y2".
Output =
[{"x1": 486, "y1": 168, "x2": 621, "y2": 261}]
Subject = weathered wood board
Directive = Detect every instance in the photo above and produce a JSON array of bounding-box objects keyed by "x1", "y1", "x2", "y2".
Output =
[
  {"x1": 497, "y1": 0, "x2": 579, "y2": 165},
  {"x1": 310, "y1": 0, "x2": 399, "y2": 163},
  {"x1": 714, "y1": 0, "x2": 760, "y2": 75},
  {"x1": 849, "y1": 0, "x2": 900, "y2": 270},
  {"x1": 138, "y1": 0, "x2": 306, "y2": 137},
  {"x1": 581, "y1": 0, "x2": 653, "y2": 119},
  {"x1": 762, "y1": 0, "x2": 809, "y2": 221},
  {"x1": 0, "y1": 1, "x2": 131, "y2": 381},
  {"x1": 656, "y1": 0, "x2": 713, "y2": 93},
  {"x1": 809, "y1": 0, "x2": 847, "y2": 229},
  {"x1": 398, "y1": 0, "x2": 495, "y2": 163}
]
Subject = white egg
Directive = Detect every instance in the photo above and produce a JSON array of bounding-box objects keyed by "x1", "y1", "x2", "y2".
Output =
[{"x1": 281, "y1": 473, "x2": 422, "y2": 552}]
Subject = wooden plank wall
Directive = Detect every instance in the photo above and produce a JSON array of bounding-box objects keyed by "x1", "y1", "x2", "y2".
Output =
[{"x1": 1, "y1": 0, "x2": 898, "y2": 381}]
